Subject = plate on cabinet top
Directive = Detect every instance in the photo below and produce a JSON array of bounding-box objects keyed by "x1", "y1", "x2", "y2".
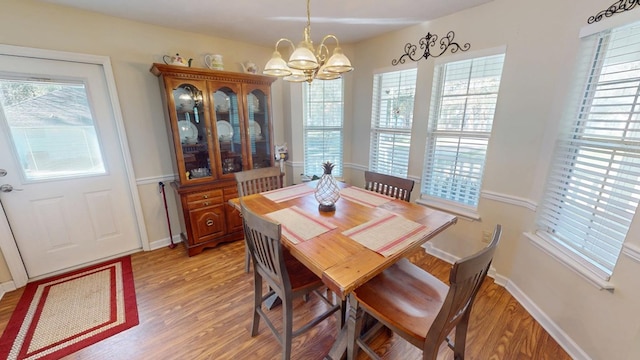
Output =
[
  {"x1": 249, "y1": 120, "x2": 262, "y2": 140},
  {"x1": 178, "y1": 120, "x2": 198, "y2": 144},
  {"x1": 217, "y1": 120, "x2": 233, "y2": 141}
]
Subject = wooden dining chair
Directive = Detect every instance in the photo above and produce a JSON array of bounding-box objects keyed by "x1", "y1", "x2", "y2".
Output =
[
  {"x1": 235, "y1": 167, "x2": 283, "y2": 272},
  {"x1": 240, "y1": 202, "x2": 342, "y2": 360},
  {"x1": 364, "y1": 170, "x2": 415, "y2": 202},
  {"x1": 347, "y1": 224, "x2": 502, "y2": 360}
]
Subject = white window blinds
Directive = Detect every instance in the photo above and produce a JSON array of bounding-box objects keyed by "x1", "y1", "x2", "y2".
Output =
[
  {"x1": 537, "y1": 21, "x2": 640, "y2": 277},
  {"x1": 369, "y1": 68, "x2": 417, "y2": 177},
  {"x1": 421, "y1": 54, "x2": 505, "y2": 208},
  {"x1": 303, "y1": 79, "x2": 344, "y2": 177}
]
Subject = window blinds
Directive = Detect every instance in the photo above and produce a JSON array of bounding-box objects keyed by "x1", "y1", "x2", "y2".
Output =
[
  {"x1": 303, "y1": 79, "x2": 344, "y2": 177},
  {"x1": 537, "y1": 21, "x2": 640, "y2": 276},
  {"x1": 369, "y1": 68, "x2": 417, "y2": 177},
  {"x1": 422, "y1": 54, "x2": 505, "y2": 207}
]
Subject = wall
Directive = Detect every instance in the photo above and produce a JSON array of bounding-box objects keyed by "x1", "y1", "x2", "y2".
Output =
[
  {"x1": 348, "y1": 0, "x2": 640, "y2": 359},
  {"x1": 0, "y1": 0, "x2": 280, "y2": 281}
]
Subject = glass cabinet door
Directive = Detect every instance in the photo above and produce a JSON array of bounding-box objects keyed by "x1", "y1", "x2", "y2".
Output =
[
  {"x1": 212, "y1": 85, "x2": 244, "y2": 175},
  {"x1": 246, "y1": 88, "x2": 272, "y2": 169},
  {"x1": 171, "y1": 83, "x2": 212, "y2": 182}
]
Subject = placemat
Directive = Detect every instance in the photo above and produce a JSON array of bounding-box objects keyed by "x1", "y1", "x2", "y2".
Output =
[
  {"x1": 262, "y1": 183, "x2": 315, "y2": 203},
  {"x1": 266, "y1": 206, "x2": 337, "y2": 244},
  {"x1": 339, "y1": 186, "x2": 394, "y2": 208},
  {"x1": 342, "y1": 212, "x2": 429, "y2": 257}
]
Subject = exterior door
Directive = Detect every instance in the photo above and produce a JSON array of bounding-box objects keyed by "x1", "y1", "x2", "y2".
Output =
[{"x1": 0, "y1": 52, "x2": 142, "y2": 279}]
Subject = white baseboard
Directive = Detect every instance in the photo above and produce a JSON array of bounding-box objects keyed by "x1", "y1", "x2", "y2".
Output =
[
  {"x1": 149, "y1": 235, "x2": 182, "y2": 251},
  {"x1": 0, "y1": 280, "x2": 17, "y2": 301},
  {"x1": 505, "y1": 281, "x2": 591, "y2": 360},
  {"x1": 423, "y1": 245, "x2": 589, "y2": 360}
]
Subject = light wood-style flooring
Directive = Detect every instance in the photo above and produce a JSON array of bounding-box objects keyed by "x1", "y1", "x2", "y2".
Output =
[{"x1": 0, "y1": 240, "x2": 572, "y2": 359}]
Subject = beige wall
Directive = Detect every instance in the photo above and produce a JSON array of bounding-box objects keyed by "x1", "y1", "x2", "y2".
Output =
[{"x1": 2, "y1": 0, "x2": 640, "y2": 359}]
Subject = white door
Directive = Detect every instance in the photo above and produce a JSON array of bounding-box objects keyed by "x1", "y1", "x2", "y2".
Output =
[{"x1": 0, "y1": 53, "x2": 142, "y2": 279}]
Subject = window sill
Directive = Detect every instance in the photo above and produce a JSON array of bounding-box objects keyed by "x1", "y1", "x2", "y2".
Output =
[
  {"x1": 524, "y1": 232, "x2": 615, "y2": 291},
  {"x1": 415, "y1": 198, "x2": 480, "y2": 221}
]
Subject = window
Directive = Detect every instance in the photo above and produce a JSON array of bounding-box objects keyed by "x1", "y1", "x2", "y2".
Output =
[
  {"x1": 536, "y1": 21, "x2": 640, "y2": 278},
  {"x1": 303, "y1": 79, "x2": 344, "y2": 177},
  {"x1": 0, "y1": 79, "x2": 106, "y2": 181},
  {"x1": 369, "y1": 68, "x2": 417, "y2": 177},
  {"x1": 421, "y1": 53, "x2": 505, "y2": 210}
]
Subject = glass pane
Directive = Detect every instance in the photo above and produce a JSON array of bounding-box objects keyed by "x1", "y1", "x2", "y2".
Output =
[
  {"x1": 247, "y1": 89, "x2": 271, "y2": 168},
  {"x1": 214, "y1": 88, "x2": 243, "y2": 174},
  {"x1": 173, "y1": 84, "x2": 211, "y2": 180},
  {"x1": 0, "y1": 79, "x2": 106, "y2": 181}
]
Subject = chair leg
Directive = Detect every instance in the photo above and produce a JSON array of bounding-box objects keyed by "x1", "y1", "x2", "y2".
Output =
[
  {"x1": 453, "y1": 312, "x2": 471, "y2": 360},
  {"x1": 251, "y1": 272, "x2": 262, "y2": 336},
  {"x1": 282, "y1": 297, "x2": 293, "y2": 360},
  {"x1": 347, "y1": 294, "x2": 365, "y2": 360}
]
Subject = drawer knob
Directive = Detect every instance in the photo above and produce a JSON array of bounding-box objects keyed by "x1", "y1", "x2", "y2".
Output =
[
  {"x1": 203, "y1": 195, "x2": 209, "y2": 199},
  {"x1": 206, "y1": 219, "x2": 214, "y2": 227},
  {"x1": 203, "y1": 202, "x2": 210, "y2": 206}
]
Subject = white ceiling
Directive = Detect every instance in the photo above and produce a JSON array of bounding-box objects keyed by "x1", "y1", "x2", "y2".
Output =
[{"x1": 40, "y1": 0, "x2": 493, "y2": 47}]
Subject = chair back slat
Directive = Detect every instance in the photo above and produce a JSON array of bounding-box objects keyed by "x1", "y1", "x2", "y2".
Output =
[
  {"x1": 241, "y1": 202, "x2": 290, "y2": 292},
  {"x1": 425, "y1": 224, "x2": 502, "y2": 351},
  {"x1": 364, "y1": 171, "x2": 415, "y2": 202},
  {"x1": 235, "y1": 167, "x2": 283, "y2": 197}
]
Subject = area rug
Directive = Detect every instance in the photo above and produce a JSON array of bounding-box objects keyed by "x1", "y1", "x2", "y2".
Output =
[{"x1": 0, "y1": 256, "x2": 139, "y2": 360}]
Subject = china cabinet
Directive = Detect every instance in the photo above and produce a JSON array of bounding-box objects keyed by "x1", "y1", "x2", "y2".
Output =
[{"x1": 150, "y1": 63, "x2": 276, "y2": 256}]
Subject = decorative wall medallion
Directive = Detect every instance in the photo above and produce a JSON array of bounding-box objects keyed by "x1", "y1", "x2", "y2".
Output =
[
  {"x1": 392, "y1": 31, "x2": 470, "y2": 66},
  {"x1": 588, "y1": 0, "x2": 640, "y2": 24}
]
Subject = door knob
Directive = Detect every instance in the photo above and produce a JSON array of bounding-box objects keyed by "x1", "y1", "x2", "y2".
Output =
[{"x1": 0, "y1": 184, "x2": 22, "y2": 192}]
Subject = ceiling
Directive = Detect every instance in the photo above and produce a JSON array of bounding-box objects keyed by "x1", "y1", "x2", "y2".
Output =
[{"x1": 40, "y1": 0, "x2": 493, "y2": 47}]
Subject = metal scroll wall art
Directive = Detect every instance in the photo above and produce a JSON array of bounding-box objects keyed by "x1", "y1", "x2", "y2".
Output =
[
  {"x1": 392, "y1": 31, "x2": 470, "y2": 66},
  {"x1": 588, "y1": 0, "x2": 640, "y2": 24}
]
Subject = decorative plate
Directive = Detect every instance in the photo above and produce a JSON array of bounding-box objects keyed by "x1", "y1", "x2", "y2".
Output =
[
  {"x1": 249, "y1": 120, "x2": 262, "y2": 140},
  {"x1": 217, "y1": 120, "x2": 233, "y2": 141},
  {"x1": 173, "y1": 88, "x2": 195, "y2": 113},
  {"x1": 178, "y1": 121, "x2": 198, "y2": 144}
]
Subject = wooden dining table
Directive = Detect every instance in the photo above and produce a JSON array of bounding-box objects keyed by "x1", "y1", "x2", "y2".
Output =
[{"x1": 229, "y1": 180, "x2": 457, "y2": 358}]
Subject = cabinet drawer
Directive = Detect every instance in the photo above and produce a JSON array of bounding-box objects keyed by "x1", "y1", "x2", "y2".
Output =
[
  {"x1": 186, "y1": 190, "x2": 223, "y2": 204},
  {"x1": 187, "y1": 199, "x2": 221, "y2": 210}
]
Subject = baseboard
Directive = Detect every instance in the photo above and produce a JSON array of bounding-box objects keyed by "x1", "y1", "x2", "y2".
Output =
[
  {"x1": 149, "y1": 235, "x2": 182, "y2": 251},
  {"x1": 0, "y1": 280, "x2": 17, "y2": 301},
  {"x1": 505, "y1": 281, "x2": 591, "y2": 360},
  {"x1": 423, "y1": 245, "x2": 589, "y2": 360}
]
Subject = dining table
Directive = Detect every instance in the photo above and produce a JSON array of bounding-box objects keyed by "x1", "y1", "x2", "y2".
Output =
[{"x1": 229, "y1": 180, "x2": 457, "y2": 359}]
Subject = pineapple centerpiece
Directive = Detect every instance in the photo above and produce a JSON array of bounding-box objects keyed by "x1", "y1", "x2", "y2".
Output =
[{"x1": 314, "y1": 161, "x2": 341, "y2": 212}]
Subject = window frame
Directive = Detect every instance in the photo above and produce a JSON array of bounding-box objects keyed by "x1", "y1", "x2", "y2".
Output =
[
  {"x1": 369, "y1": 66, "x2": 418, "y2": 178},
  {"x1": 534, "y1": 20, "x2": 640, "y2": 284},
  {"x1": 302, "y1": 78, "x2": 345, "y2": 178},
  {"x1": 418, "y1": 48, "x2": 506, "y2": 218}
]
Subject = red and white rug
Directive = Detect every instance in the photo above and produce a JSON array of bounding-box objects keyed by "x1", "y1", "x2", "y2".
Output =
[{"x1": 0, "y1": 256, "x2": 139, "y2": 360}]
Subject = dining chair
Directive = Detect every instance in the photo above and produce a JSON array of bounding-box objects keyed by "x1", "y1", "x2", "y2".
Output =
[
  {"x1": 347, "y1": 224, "x2": 502, "y2": 360},
  {"x1": 240, "y1": 202, "x2": 342, "y2": 360},
  {"x1": 364, "y1": 170, "x2": 415, "y2": 202},
  {"x1": 235, "y1": 167, "x2": 283, "y2": 272}
]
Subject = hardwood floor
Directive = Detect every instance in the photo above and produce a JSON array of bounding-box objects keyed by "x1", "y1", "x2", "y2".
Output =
[{"x1": 0, "y1": 241, "x2": 572, "y2": 359}]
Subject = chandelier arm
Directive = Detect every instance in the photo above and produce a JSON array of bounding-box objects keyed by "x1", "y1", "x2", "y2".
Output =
[{"x1": 274, "y1": 38, "x2": 296, "y2": 52}]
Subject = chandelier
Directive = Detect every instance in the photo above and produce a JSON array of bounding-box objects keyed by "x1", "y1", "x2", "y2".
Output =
[{"x1": 262, "y1": 0, "x2": 353, "y2": 83}]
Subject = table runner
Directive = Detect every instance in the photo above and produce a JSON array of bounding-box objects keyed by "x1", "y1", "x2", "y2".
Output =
[
  {"x1": 266, "y1": 206, "x2": 337, "y2": 244},
  {"x1": 339, "y1": 186, "x2": 394, "y2": 208},
  {"x1": 262, "y1": 183, "x2": 316, "y2": 203},
  {"x1": 342, "y1": 211, "x2": 430, "y2": 257}
]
